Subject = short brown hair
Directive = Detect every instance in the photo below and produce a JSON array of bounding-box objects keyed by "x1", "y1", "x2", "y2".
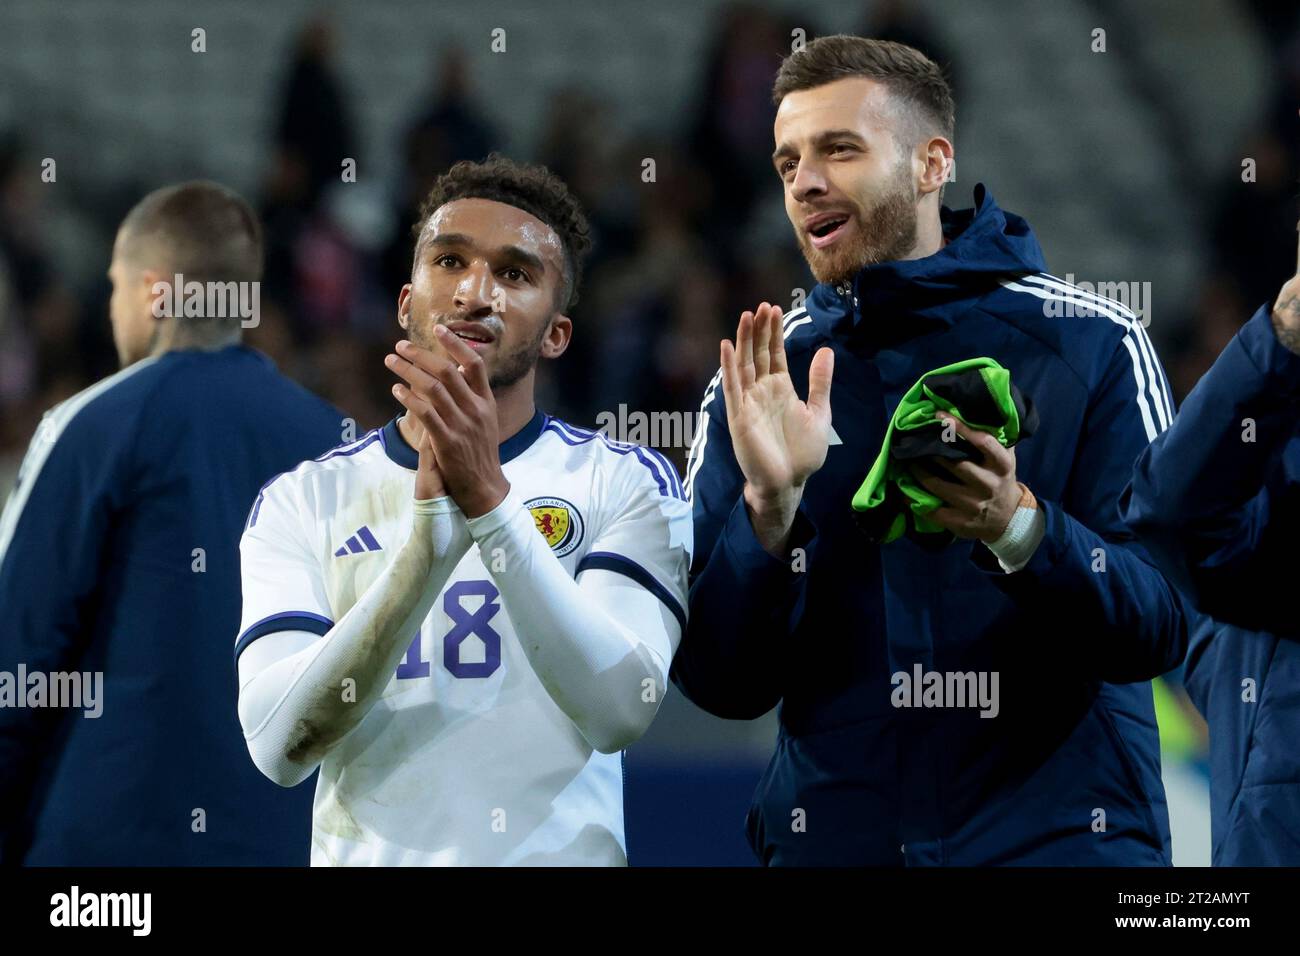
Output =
[
  {"x1": 772, "y1": 35, "x2": 954, "y2": 147},
  {"x1": 413, "y1": 154, "x2": 592, "y2": 313},
  {"x1": 119, "y1": 180, "x2": 263, "y2": 285}
]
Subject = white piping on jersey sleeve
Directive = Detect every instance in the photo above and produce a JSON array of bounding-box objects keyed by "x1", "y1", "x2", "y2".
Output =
[
  {"x1": 236, "y1": 476, "x2": 336, "y2": 650},
  {"x1": 0, "y1": 355, "x2": 161, "y2": 574},
  {"x1": 236, "y1": 496, "x2": 472, "y2": 787}
]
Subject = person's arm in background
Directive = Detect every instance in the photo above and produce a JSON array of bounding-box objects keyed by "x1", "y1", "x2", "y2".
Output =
[
  {"x1": 670, "y1": 304, "x2": 834, "y2": 719},
  {"x1": 1123, "y1": 268, "x2": 1300, "y2": 636},
  {"x1": 0, "y1": 386, "x2": 141, "y2": 860},
  {"x1": 919, "y1": 321, "x2": 1188, "y2": 683}
]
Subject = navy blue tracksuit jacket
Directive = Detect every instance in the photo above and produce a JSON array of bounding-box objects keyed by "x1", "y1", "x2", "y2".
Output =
[
  {"x1": 0, "y1": 345, "x2": 344, "y2": 864},
  {"x1": 673, "y1": 184, "x2": 1188, "y2": 866},
  {"x1": 1124, "y1": 304, "x2": 1300, "y2": 865}
]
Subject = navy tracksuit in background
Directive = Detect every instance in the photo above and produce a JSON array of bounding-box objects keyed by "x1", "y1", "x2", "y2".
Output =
[
  {"x1": 1125, "y1": 304, "x2": 1300, "y2": 866},
  {"x1": 0, "y1": 346, "x2": 344, "y2": 864}
]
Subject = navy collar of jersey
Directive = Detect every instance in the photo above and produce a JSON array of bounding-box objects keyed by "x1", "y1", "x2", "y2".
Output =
[
  {"x1": 805, "y1": 183, "x2": 1047, "y2": 342},
  {"x1": 381, "y1": 407, "x2": 547, "y2": 470}
]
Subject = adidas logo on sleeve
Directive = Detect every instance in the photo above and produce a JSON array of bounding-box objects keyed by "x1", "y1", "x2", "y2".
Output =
[{"x1": 333, "y1": 526, "x2": 383, "y2": 557}]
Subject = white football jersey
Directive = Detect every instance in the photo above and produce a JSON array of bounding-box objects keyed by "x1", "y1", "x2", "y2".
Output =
[{"x1": 236, "y1": 410, "x2": 692, "y2": 866}]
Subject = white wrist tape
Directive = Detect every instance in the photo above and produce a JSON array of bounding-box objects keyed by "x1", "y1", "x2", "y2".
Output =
[{"x1": 985, "y1": 505, "x2": 1046, "y2": 573}]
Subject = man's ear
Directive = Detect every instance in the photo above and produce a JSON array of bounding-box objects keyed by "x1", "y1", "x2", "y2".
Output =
[
  {"x1": 917, "y1": 135, "x2": 954, "y2": 199},
  {"x1": 540, "y1": 314, "x2": 572, "y2": 360},
  {"x1": 141, "y1": 267, "x2": 167, "y2": 321},
  {"x1": 397, "y1": 283, "x2": 413, "y2": 332}
]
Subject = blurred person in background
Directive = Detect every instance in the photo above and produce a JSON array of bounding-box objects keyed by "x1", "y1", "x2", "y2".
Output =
[
  {"x1": 262, "y1": 14, "x2": 358, "y2": 346},
  {"x1": 1209, "y1": 129, "x2": 1297, "y2": 316},
  {"x1": 1124, "y1": 239, "x2": 1300, "y2": 865},
  {"x1": 0, "y1": 135, "x2": 99, "y2": 485},
  {"x1": 0, "y1": 181, "x2": 345, "y2": 864},
  {"x1": 273, "y1": 15, "x2": 356, "y2": 215},
  {"x1": 687, "y1": 3, "x2": 795, "y2": 263},
  {"x1": 380, "y1": 45, "x2": 501, "y2": 310}
]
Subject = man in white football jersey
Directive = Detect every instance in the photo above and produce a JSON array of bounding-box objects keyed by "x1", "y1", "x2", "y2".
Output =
[{"x1": 234, "y1": 155, "x2": 692, "y2": 866}]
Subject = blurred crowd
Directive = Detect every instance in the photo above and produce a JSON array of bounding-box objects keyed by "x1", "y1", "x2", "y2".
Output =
[
  {"x1": 1166, "y1": 0, "x2": 1300, "y2": 397},
  {"x1": 0, "y1": 0, "x2": 1297, "y2": 476},
  {"x1": 0, "y1": 2, "x2": 957, "y2": 483}
]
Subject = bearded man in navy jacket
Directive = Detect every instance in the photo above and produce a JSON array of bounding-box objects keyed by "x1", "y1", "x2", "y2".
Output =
[{"x1": 673, "y1": 35, "x2": 1187, "y2": 866}]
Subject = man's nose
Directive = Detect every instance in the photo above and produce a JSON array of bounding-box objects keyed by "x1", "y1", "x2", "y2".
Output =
[
  {"x1": 453, "y1": 263, "x2": 497, "y2": 315},
  {"x1": 791, "y1": 161, "x2": 828, "y2": 204}
]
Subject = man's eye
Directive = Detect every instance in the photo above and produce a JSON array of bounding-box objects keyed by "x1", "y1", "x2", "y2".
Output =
[
  {"x1": 435, "y1": 255, "x2": 460, "y2": 267},
  {"x1": 781, "y1": 160, "x2": 797, "y2": 175},
  {"x1": 502, "y1": 267, "x2": 528, "y2": 282}
]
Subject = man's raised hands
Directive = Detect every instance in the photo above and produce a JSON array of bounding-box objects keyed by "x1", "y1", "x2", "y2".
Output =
[{"x1": 719, "y1": 302, "x2": 834, "y2": 556}]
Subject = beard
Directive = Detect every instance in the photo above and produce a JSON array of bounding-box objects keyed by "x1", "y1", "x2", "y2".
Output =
[
  {"x1": 797, "y1": 159, "x2": 920, "y2": 286},
  {"x1": 415, "y1": 312, "x2": 549, "y2": 391},
  {"x1": 486, "y1": 321, "x2": 547, "y2": 390}
]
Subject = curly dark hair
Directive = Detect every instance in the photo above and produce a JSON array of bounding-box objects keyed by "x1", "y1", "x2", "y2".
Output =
[{"x1": 412, "y1": 153, "x2": 593, "y2": 312}]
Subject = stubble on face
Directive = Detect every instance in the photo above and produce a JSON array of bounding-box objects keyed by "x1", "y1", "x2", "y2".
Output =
[
  {"x1": 412, "y1": 306, "x2": 550, "y2": 391},
  {"x1": 797, "y1": 155, "x2": 919, "y2": 286}
]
